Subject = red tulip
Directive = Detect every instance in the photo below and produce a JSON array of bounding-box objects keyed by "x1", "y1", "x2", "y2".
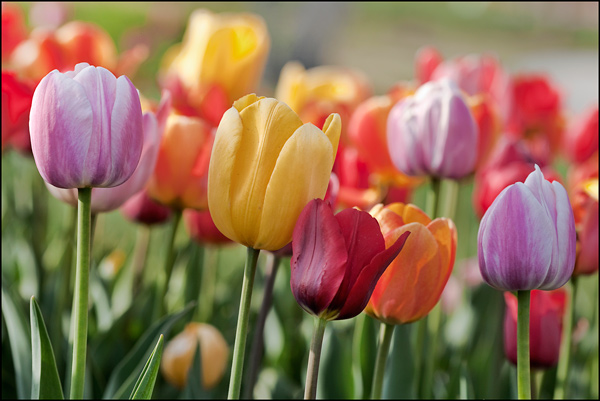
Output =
[
  {"x1": 504, "y1": 289, "x2": 567, "y2": 369},
  {"x1": 563, "y1": 104, "x2": 598, "y2": 164},
  {"x1": 1, "y1": 3, "x2": 28, "y2": 61},
  {"x1": 1, "y1": 71, "x2": 35, "y2": 154},
  {"x1": 121, "y1": 189, "x2": 172, "y2": 226},
  {"x1": 290, "y1": 199, "x2": 410, "y2": 321},
  {"x1": 184, "y1": 209, "x2": 231, "y2": 245},
  {"x1": 414, "y1": 46, "x2": 443, "y2": 85}
]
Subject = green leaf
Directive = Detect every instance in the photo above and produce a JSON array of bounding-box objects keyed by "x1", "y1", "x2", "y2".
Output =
[
  {"x1": 30, "y1": 296, "x2": 64, "y2": 399},
  {"x1": 318, "y1": 323, "x2": 354, "y2": 399},
  {"x1": 383, "y1": 323, "x2": 415, "y2": 398},
  {"x1": 129, "y1": 335, "x2": 164, "y2": 399},
  {"x1": 103, "y1": 302, "x2": 195, "y2": 399},
  {"x1": 1, "y1": 280, "x2": 32, "y2": 399},
  {"x1": 180, "y1": 342, "x2": 206, "y2": 399}
]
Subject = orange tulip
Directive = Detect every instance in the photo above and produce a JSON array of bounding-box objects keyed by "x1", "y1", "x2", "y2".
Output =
[
  {"x1": 365, "y1": 203, "x2": 457, "y2": 325},
  {"x1": 146, "y1": 113, "x2": 214, "y2": 210}
]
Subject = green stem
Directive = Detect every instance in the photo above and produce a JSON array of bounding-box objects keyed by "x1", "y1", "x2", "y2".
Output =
[
  {"x1": 243, "y1": 253, "x2": 280, "y2": 399},
  {"x1": 68, "y1": 187, "x2": 92, "y2": 399},
  {"x1": 196, "y1": 246, "x2": 218, "y2": 322},
  {"x1": 304, "y1": 317, "x2": 328, "y2": 399},
  {"x1": 517, "y1": 290, "x2": 531, "y2": 399},
  {"x1": 227, "y1": 247, "x2": 260, "y2": 399},
  {"x1": 131, "y1": 224, "x2": 151, "y2": 297},
  {"x1": 426, "y1": 177, "x2": 442, "y2": 219},
  {"x1": 413, "y1": 317, "x2": 427, "y2": 396},
  {"x1": 554, "y1": 276, "x2": 578, "y2": 399},
  {"x1": 371, "y1": 322, "x2": 395, "y2": 399},
  {"x1": 153, "y1": 209, "x2": 182, "y2": 319}
]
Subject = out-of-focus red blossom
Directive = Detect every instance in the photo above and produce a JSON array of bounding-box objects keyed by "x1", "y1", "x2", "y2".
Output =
[
  {"x1": 9, "y1": 21, "x2": 147, "y2": 82},
  {"x1": 467, "y1": 94, "x2": 502, "y2": 169},
  {"x1": 472, "y1": 138, "x2": 562, "y2": 218},
  {"x1": 333, "y1": 143, "x2": 380, "y2": 209},
  {"x1": 414, "y1": 46, "x2": 443, "y2": 85},
  {"x1": 567, "y1": 157, "x2": 599, "y2": 276},
  {"x1": 563, "y1": 105, "x2": 599, "y2": 164},
  {"x1": 504, "y1": 289, "x2": 567, "y2": 369},
  {"x1": 2, "y1": 3, "x2": 28, "y2": 61},
  {"x1": 1, "y1": 71, "x2": 35, "y2": 154},
  {"x1": 121, "y1": 189, "x2": 172, "y2": 226},
  {"x1": 184, "y1": 209, "x2": 231, "y2": 245},
  {"x1": 502, "y1": 74, "x2": 565, "y2": 162},
  {"x1": 275, "y1": 61, "x2": 372, "y2": 143}
]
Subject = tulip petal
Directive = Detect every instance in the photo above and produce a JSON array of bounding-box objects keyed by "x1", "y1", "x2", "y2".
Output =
[
  {"x1": 337, "y1": 230, "x2": 410, "y2": 320},
  {"x1": 321, "y1": 113, "x2": 341, "y2": 161},
  {"x1": 229, "y1": 98, "x2": 303, "y2": 247},
  {"x1": 291, "y1": 199, "x2": 348, "y2": 318},
  {"x1": 478, "y1": 183, "x2": 554, "y2": 290},
  {"x1": 256, "y1": 123, "x2": 333, "y2": 250},
  {"x1": 207, "y1": 107, "x2": 244, "y2": 243}
]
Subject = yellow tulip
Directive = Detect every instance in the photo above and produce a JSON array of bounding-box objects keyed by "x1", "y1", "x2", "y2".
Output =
[
  {"x1": 161, "y1": 9, "x2": 270, "y2": 115},
  {"x1": 208, "y1": 94, "x2": 341, "y2": 251}
]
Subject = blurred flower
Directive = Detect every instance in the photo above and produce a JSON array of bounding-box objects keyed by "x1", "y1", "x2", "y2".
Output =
[
  {"x1": 290, "y1": 198, "x2": 410, "y2": 321},
  {"x1": 366, "y1": 202, "x2": 456, "y2": 324},
  {"x1": 121, "y1": 189, "x2": 172, "y2": 226},
  {"x1": 184, "y1": 209, "x2": 231, "y2": 245},
  {"x1": 2, "y1": 71, "x2": 35, "y2": 154},
  {"x1": 473, "y1": 137, "x2": 562, "y2": 217},
  {"x1": 387, "y1": 78, "x2": 478, "y2": 180},
  {"x1": 160, "y1": 9, "x2": 270, "y2": 126},
  {"x1": 161, "y1": 322, "x2": 229, "y2": 389},
  {"x1": 478, "y1": 165, "x2": 576, "y2": 291},
  {"x1": 504, "y1": 289, "x2": 567, "y2": 369},
  {"x1": 502, "y1": 73, "x2": 565, "y2": 163},
  {"x1": 9, "y1": 20, "x2": 147, "y2": 82},
  {"x1": 414, "y1": 45, "x2": 443, "y2": 85},
  {"x1": 28, "y1": 2, "x2": 71, "y2": 30},
  {"x1": 2, "y1": 2, "x2": 28, "y2": 61},
  {"x1": 207, "y1": 94, "x2": 340, "y2": 251},
  {"x1": 562, "y1": 104, "x2": 598, "y2": 164},
  {"x1": 30, "y1": 63, "x2": 143, "y2": 189},
  {"x1": 468, "y1": 93, "x2": 502, "y2": 169},
  {"x1": 275, "y1": 61, "x2": 372, "y2": 142},
  {"x1": 146, "y1": 113, "x2": 214, "y2": 210}
]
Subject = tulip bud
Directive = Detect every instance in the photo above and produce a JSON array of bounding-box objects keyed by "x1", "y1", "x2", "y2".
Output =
[
  {"x1": 161, "y1": 322, "x2": 229, "y2": 390},
  {"x1": 387, "y1": 78, "x2": 478, "y2": 180},
  {"x1": 478, "y1": 165, "x2": 576, "y2": 291},
  {"x1": 366, "y1": 202, "x2": 457, "y2": 324},
  {"x1": 503, "y1": 289, "x2": 567, "y2": 369},
  {"x1": 29, "y1": 63, "x2": 144, "y2": 189},
  {"x1": 207, "y1": 94, "x2": 341, "y2": 251},
  {"x1": 290, "y1": 199, "x2": 410, "y2": 321},
  {"x1": 2, "y1": 71, "x2": 35, "y2": 154},
  {"x1": 120, "y1": 189, "x2": 171, "y2": 226},
  {"x1": 184, "y1": 209, "x2": 231, "y2": 245}
]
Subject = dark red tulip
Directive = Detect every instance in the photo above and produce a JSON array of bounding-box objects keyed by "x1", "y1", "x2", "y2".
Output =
[
  {"x1": 290, "y1": 198, "x2": 410, "y2": 321},
  {"x1": 184, "y1": 208, "x2": 231, "y2": 245},
  {"x1": 121, "y1": 189, "x2": 172, "y2": 226}
]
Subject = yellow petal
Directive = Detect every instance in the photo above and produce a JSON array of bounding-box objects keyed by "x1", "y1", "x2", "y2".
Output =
[
  {"x1": 256, "y1": 123, "x2": 334, "y2": 250},
  {"x1": 229, "y1": 98, "x2": 303, "y2": 246},
  {"x1": 583, "y1": 178, "x2": 599, "y2": 202},
  {"x1": 322, "y1": 113, "x2": 341, "y2": 161},
  {"x1": 207, "y1": 106, "x2": 244, "y2": 243}
]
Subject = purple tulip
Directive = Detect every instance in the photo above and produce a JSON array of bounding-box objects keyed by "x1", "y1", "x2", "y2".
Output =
[
  {"x1": 478, "y1": 165, "x2": 576, "y2": 291},
  {"x1": 30, "y1": 63, "x2": 143, "y2": 189},
  {"x1": 387, "y1": 78, "x2": 478, "y2": 179}
]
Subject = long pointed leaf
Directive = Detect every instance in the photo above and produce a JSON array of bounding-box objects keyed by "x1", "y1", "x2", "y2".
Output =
[
  {"x1": 129, "y1": 335, "x2": 164, "y2": 400},
  {"x1": 180, "y1": 342, "x2": 207, "y2": 399},
  {"x1": 1, "y1": 281, "x2": 32, "y2": 399},
  {"x1": 103, "y1": 302, "x2": 195, "y2": 399},
  {"x1": 30, "y1": 296, "x2": 64, "y2": 399}
]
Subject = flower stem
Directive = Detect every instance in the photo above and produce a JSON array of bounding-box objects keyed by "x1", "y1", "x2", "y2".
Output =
[
  {"x1": 371, "y1": 322, "x2": 395, "y2": 399},
  {"x1": 153, "y1": 209, "x2": 181, "y2": 319},
  {"x1": 517, "y1": 290, "x2": 531, "y2": 399},
  {"x1": 426, "y1": 177, "x2": 442, "y2": 219},
  {"x1": 69, "y1": 187, "x2": 92, "y2": 399},
  {"x1": 244, "y1": 253, "x2": 280, "y2": 399},
  {"x1": 554, "y1": 276, "x2": 578, "y2": 399},
  {"x1": 305, "y1": 317, "x2": 328, "y2": 399},
  {"x1": 227, "y1": 247, "x2": 260, "y2": 399}
]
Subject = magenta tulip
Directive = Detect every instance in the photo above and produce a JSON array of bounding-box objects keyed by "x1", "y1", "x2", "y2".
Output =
[
  {"x1": 290, "y1": 198, "x2": 410, "y2": 321},
  {"x1": 29, "y1": 62, "x2": 143, "y2": 189},
  {"x1": 387, "y1": 78, "x2": 478, "y2": 179},
  {"x1": 478, "y1": 165, "x2": 576, "y2": 291}
]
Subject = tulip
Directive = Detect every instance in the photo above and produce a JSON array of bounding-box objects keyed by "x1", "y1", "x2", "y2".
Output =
[
  {"x1": 208, "y1": 93, "x2": 341, "y2": 251},
  {"x1": 2, "y1": 71, "x2": 35, "y2": 154},
  {"x1": 365, "y1": 202, "x2": 457, "y2": 324},
  {"x1": 414, "y1": 45, "x2": 443, "y2": 85},
  {"x1": 45, "y1": 91, "x2": 171, "y2": 212},
  {"x1": 275, "y1": 61, "x2": 372, "y2": 141},
  {"x1": 291, "y1": 199, "x2": 410, "y2": 321},
  {"x1": 478, "y1": 164, "x2": 576, "y2": 291},
  {"x1": 563, "y1": 104, "x2": 598, "y2": 164},
  {"x1": 2, "y1": 2, "x2": 28, "y2": 61},
  {"x1": 161, "y1": 323, "x2": 229, "y2": 389},
  {"x1": 387, "y1": 78, "x2": 478, "y2": 180},
  {"x1": 121, "y1": 189, "x2": 171, "y2": 225},
  {"x1": 504, "y1": 289, "x2": 567, "y2": 369},
  {"x1": 146, "y1": 113, "x2": 214, "y2": 210},
  {"x1": 29, "y1": 63, "x2": 143, "y2": 189},
  {"x1": 184, "y1": 209, "x2": 231, "y2": 245},
  {"x1": 160, "y1": 9, "x2": 270, "y2": 126}
]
